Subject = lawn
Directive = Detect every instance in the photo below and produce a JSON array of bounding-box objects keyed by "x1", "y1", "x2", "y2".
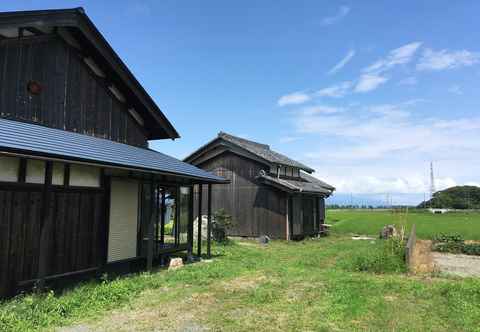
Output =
[
  {"x1": 1, "y1": 235, "x2": 480, "y2": 331},
  {"x1": 329, "y1": 209, "x2": 480, "y2": 240}
]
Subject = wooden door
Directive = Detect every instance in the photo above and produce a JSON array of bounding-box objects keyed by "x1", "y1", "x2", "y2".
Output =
[{"x1": 302, "y1": 197, "x2": 315, "y2": 235}]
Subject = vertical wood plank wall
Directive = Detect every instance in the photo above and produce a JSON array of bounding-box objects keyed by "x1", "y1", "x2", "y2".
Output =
[
  {"x1": 198, "y1": 152, "x2": 287, "y2": 239},
  {"x1": 0, "y1": 187, "x2": 106, "y2": 297},
  {"x1": 0, "y1": 35, "x2": 147, "y2": 147}
]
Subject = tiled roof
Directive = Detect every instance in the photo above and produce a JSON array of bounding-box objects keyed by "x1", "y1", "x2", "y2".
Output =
[{"x1": 0, "y1": 118, "x2": 226, "y2": 183}]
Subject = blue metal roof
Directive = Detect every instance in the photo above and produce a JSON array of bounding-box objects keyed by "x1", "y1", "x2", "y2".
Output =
[{"x1": 0, "y1": 118, "x2": 227, "y2": 183}]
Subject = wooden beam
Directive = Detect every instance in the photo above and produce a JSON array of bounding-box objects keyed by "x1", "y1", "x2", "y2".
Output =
[
  {"x1": 24, "y1": 26, "x2": 44, "y2": 35},
  {"x1": 18, "y1": 158, "x2": 26, "y2": 183},
  {"x1": 175, "y1": 186, "x2": 181, "y2": 245},
  {"x1": 207, "y1": 184, "x2": 212, "y2": 258},
  {"x1": 64, "y1": 164, "x2": 70, "y2": 187},
  {"x1": 147, "y1": 182, "x2": 155, "y2": 271},
  {"x1": 197, "y1": 184, "x2": 203, "y2": 257},
  {"x1": 160, "y1": 188, "x2": 165, "y2": 245},
  {"x1": 187, "y1": 185, "x2": 194, "y2": 260},
  {"x1": 37, "y1": 161, "x2": 53, "y2": 290},
  {"x1": 155, "y1": 184, "x2": 160, "y2": 255}
]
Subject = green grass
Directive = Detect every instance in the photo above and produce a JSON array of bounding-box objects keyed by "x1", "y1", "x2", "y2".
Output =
[
  {"x1": 329, "y1": 209, "x2": 480, "y2": 240},
  {"x1": 1, "y1": 235, "x2": 480, "y2": 331}
]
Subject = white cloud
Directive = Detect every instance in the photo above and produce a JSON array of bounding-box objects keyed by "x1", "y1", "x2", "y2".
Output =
[
  {"x1": 300, "y1": 105, "x2": 344, "y2": 115},
  {"x1": 364, "y1": 42, "x2": 423, "y2": 74},
  {"x1": 448, "y1": 84, "x2": 463, "y2": 95},
  {"x1": 291, "y1": 100, "x2": 480, "y2": 194},
  {"x1": 279, "y1": 136, "x2": 302, "y2": 143},
  {"x1": 417, "y1": 48, "x2": 480, "y2": 71},
  {"x1": 354, "y1": 74, "x2": 389, "y2": 92},
  {"x1": 316, "y1": 81, "x2": 353, "y2": 98},
  {"x1": 321, "y1": 6, "x2": 350, "y2": 26},
  {"x1": 398, "y1": 76, "x2": 418, "y2": 85},
  {"x1": 328, "y1": 49, "x2": 356, "y2": 75},
  {"x1": 277, "y1": 91, "x2": 311, "y2": 106}
]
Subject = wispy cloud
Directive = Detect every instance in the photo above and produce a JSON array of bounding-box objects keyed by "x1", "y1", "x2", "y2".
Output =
[
  {"x1": 328, "y1": 49, "x2": 356, "y2": 75},
  {"x1": 354, "y1": 74, "x2": 389, "y2": 93},
  {"x1": 316, "y1": 81, "x2": 353, "y2": 98},
  {"x1": 364, "y1": 42, "x2": 423, "y2": 74},
  {"x1": 321, "y1": 5, "x2": 350, "y2": 26},
  {"x1": 448, "y1": 84, "x2": 463, "y2": 95},
  {"x1": 417, "y1": 48, "x2": 480, "y2": 71},
  {"x1": 279, "y1": 136, "x2": 302, "y2": 143},
  {"x1": 398, "y1": 76, "x2": 418, "y2": 85},
  {"x1": 299, "y1": 105, "x2": 344, "y2": 115},
  {"x1": 277, "y1": 91, "x2": 311, "y2": 106}
]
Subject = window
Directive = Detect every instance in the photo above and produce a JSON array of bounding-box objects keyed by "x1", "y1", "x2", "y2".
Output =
[
  {"x1": 280, "y1": 166, "x2": 287, "y2": 176},
  {"x1": 52, "y1": 163, "x2": 65, "y2": 185},
  {"x1": 270, "y1": 165, "x2": 278, "y2": 175},
  {"x1": 26, "y1": 159, "x2": 45, "y2": 184},
  {"x1": 70, "y1": 165, "x2": 100, "y2": 187},
  {"x1": 294, "y1": 168, "x2": 300, "y2": 178},
  {"x1": 0, "y1": 156, "x2": 19, "y2": 182}
]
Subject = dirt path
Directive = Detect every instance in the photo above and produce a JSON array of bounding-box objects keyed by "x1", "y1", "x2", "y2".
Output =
[{"x1": 432, "y1": 252, "x2": 480, "y2": 277}]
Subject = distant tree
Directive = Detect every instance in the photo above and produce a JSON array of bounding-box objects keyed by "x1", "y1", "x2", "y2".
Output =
[{"x1": 418, "y1": 186, "x2": 480, "y2": 209}]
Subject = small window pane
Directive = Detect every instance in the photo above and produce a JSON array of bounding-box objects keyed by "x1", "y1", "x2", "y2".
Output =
[
  {"x1": 70, "y1": 165, "x2": 100, "y2": 187},
  {"x1": 0, "y1": 156, "x2": 19, "y2": 182},
  {"x1": 52, "y1": 163, "x2": 65, "y2": 186},
  {"x1": 26, "y1": 159, "x2": 46, "y2": 184}
]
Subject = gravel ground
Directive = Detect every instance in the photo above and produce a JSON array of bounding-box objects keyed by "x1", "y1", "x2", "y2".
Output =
[{"x1": 432, "y1": 252, "x2": 480, "y2": 277}]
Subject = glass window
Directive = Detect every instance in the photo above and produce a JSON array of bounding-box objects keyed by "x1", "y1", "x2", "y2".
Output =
[
  {"x1": 52, "y1": 162, "x2": 65, "y2": 185},
  {"x1": 70, "y1": 165, "x2": 100, "y2": 187},
  {"x1": 0, "y1": 156, "x2": 19, "y2": 182},
  {"x1": 178, "y1": 187, "x2": 191, "y2": 245},
  {"x1": 26, "y1": 159, "x2": 46, "y2": 184}
]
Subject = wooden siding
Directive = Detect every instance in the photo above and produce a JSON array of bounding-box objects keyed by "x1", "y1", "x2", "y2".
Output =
[
  {"x1": 0, "y1": 187, "x2": 106, "y2": 297},
  {"x1": 0, "y1": 35, "x2": 147, "y2": 147},
  {"x1": 198, "y1": 152, "x2": 288, "y2": 239}
]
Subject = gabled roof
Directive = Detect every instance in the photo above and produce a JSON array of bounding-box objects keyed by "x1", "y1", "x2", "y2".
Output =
[
  {"x1": 0, "y1": 118, "x2": 227, "y2": 184},
  {"x1": 0, "y1": 8, "x2": 178, "y2": 140},
  {"x1": 257, "y1": 172, "x2": 335, "y2": 196},
  {"x1": 184, "y1": 132, "x2": 315, "y2": 173}
]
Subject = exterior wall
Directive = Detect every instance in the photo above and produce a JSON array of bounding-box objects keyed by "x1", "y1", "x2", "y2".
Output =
[
  {"x1": 108, "y1": 179, "x2": 139, "y2": 262},
  {"x1": 0, "y1": 35, "x2": 147, "y2": 147},
  {"x1": 0, "y1": 156, "x2": 107, "y2": 298},
  {"x1": 198, "y1": 152, "x2": 288, "y2": 239}
]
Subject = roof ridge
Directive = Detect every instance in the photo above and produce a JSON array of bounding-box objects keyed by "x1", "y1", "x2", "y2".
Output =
[{"x1": 218, "y1": 131, "x2": 270, "y2": 149}]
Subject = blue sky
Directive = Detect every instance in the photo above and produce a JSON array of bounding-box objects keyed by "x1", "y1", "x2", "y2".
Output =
[{"x1": 3, "y1": 1, "x2": 479, "y2": 203}]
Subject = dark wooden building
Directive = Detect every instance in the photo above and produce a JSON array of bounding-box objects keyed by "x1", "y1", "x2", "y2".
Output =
[
  {"x1": 185, "y1": 132, "x2": 335, "y2": 240},
  {"x1": 0, "y1": 8, "x2": 227, "y2": 298}
]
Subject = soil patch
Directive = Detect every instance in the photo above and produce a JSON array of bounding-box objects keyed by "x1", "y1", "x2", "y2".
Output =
[{"x1": 432, "y1": 252, "x2": 480, "y2": 277}]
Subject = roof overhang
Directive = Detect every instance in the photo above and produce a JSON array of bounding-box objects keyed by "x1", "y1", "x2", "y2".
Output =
[
  {"x1": 0, "y1": 118, "x2": 228, "y2": 184},
  {"x1": 0, "y1": 8, "x2": 179, "y2": 140}
]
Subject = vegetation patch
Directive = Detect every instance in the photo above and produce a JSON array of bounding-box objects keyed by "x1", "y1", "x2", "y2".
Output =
[{"x1": 433, "y1": 233, "x2": 480, "y2": 256}]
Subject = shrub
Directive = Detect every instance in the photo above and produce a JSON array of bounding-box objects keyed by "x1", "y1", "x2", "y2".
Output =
[
  {"x1": 212, "y1": 209, "x2": 233, "y2": 243},
  {"x1": 433, "y1": 233, "x2": 480, "y2": 256},
  {"x1": 344, "y1": 238, "x2": 407, "y2": 274}
]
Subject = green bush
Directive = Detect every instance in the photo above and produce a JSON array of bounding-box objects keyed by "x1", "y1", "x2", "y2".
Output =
[
  {"x1": 212, "y1": 209, "x2": 233, "y2": 243},
  {"x1": 433, "y1": 233, "x2": 480, "y2": 256},
  {"x1": 343, "y1": 238, "x2": 407, "y2": 274}
]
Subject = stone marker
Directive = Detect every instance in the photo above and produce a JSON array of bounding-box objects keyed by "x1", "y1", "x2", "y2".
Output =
[
  {"x1": 258, "y1": 235, "x2": 270, "y2": 245},
  {"x1": 380, "y1": 225, "x2": 398, "y2": 239},
  {"x1": 168, "y1": 257, "x2": 184, "y2": 270}
]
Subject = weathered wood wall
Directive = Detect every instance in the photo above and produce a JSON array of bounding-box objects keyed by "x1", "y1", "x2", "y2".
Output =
[
  {"x1": 197, "y1": 152, "x2": 288, "y2": 239},
  {"x1": 0, "y1": 187, "x2": 106, "y2": 297},
  {"x1": 0, "y1": 35, "x2": 147, "y2": 147}
]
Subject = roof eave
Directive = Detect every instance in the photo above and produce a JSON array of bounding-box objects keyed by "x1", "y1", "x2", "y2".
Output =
[{"x1": 0, "y1": 8, "x2": 179, "y2": 140}]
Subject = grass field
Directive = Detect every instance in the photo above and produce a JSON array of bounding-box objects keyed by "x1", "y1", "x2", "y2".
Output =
[
  {"x1": 1, "y1": 235, "x2": 480, "y2": 331},
  {"x1": 329, "y1": 209, "x2": 480, "y2": 240},
  {"x1": 1, "y1": 210, "x2": 480, "y2": 331}
]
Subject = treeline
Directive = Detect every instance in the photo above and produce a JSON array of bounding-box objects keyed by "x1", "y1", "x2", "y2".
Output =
[{"x1": 418, "y1": 186, "x2": 480, "y2": 209}]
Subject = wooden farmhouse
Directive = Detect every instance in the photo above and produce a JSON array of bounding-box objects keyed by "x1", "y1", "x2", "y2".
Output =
[
  {"x1": 0, "y1": 8, "x2": 227, "y2": 298},
  {"x1": 184, "y1": 132, "x2": 335, "y2": 240}
]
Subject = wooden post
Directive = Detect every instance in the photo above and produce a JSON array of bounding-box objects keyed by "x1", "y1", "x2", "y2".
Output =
[
  {"x1": 160, "y1": 188, "x2": 165, "y2": 245},
  {"x1": 197, "y1": 184, "x2": 203, "y2": 257},
  {"x1": 207, "y1": 184, "x2": 212, "y2": 258},
  {"x1": 147, "y1": 182, "x2": 155, "y2": 272},
  {"x1": 175, "y1": 186, "x2": 180, "y2": 245},
  {"x1": 187, "y1": 186, "x2": 194, "y2": 261},
  {"x1": 37, "y1": 161, "x2": 53, "y2": 290}
]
